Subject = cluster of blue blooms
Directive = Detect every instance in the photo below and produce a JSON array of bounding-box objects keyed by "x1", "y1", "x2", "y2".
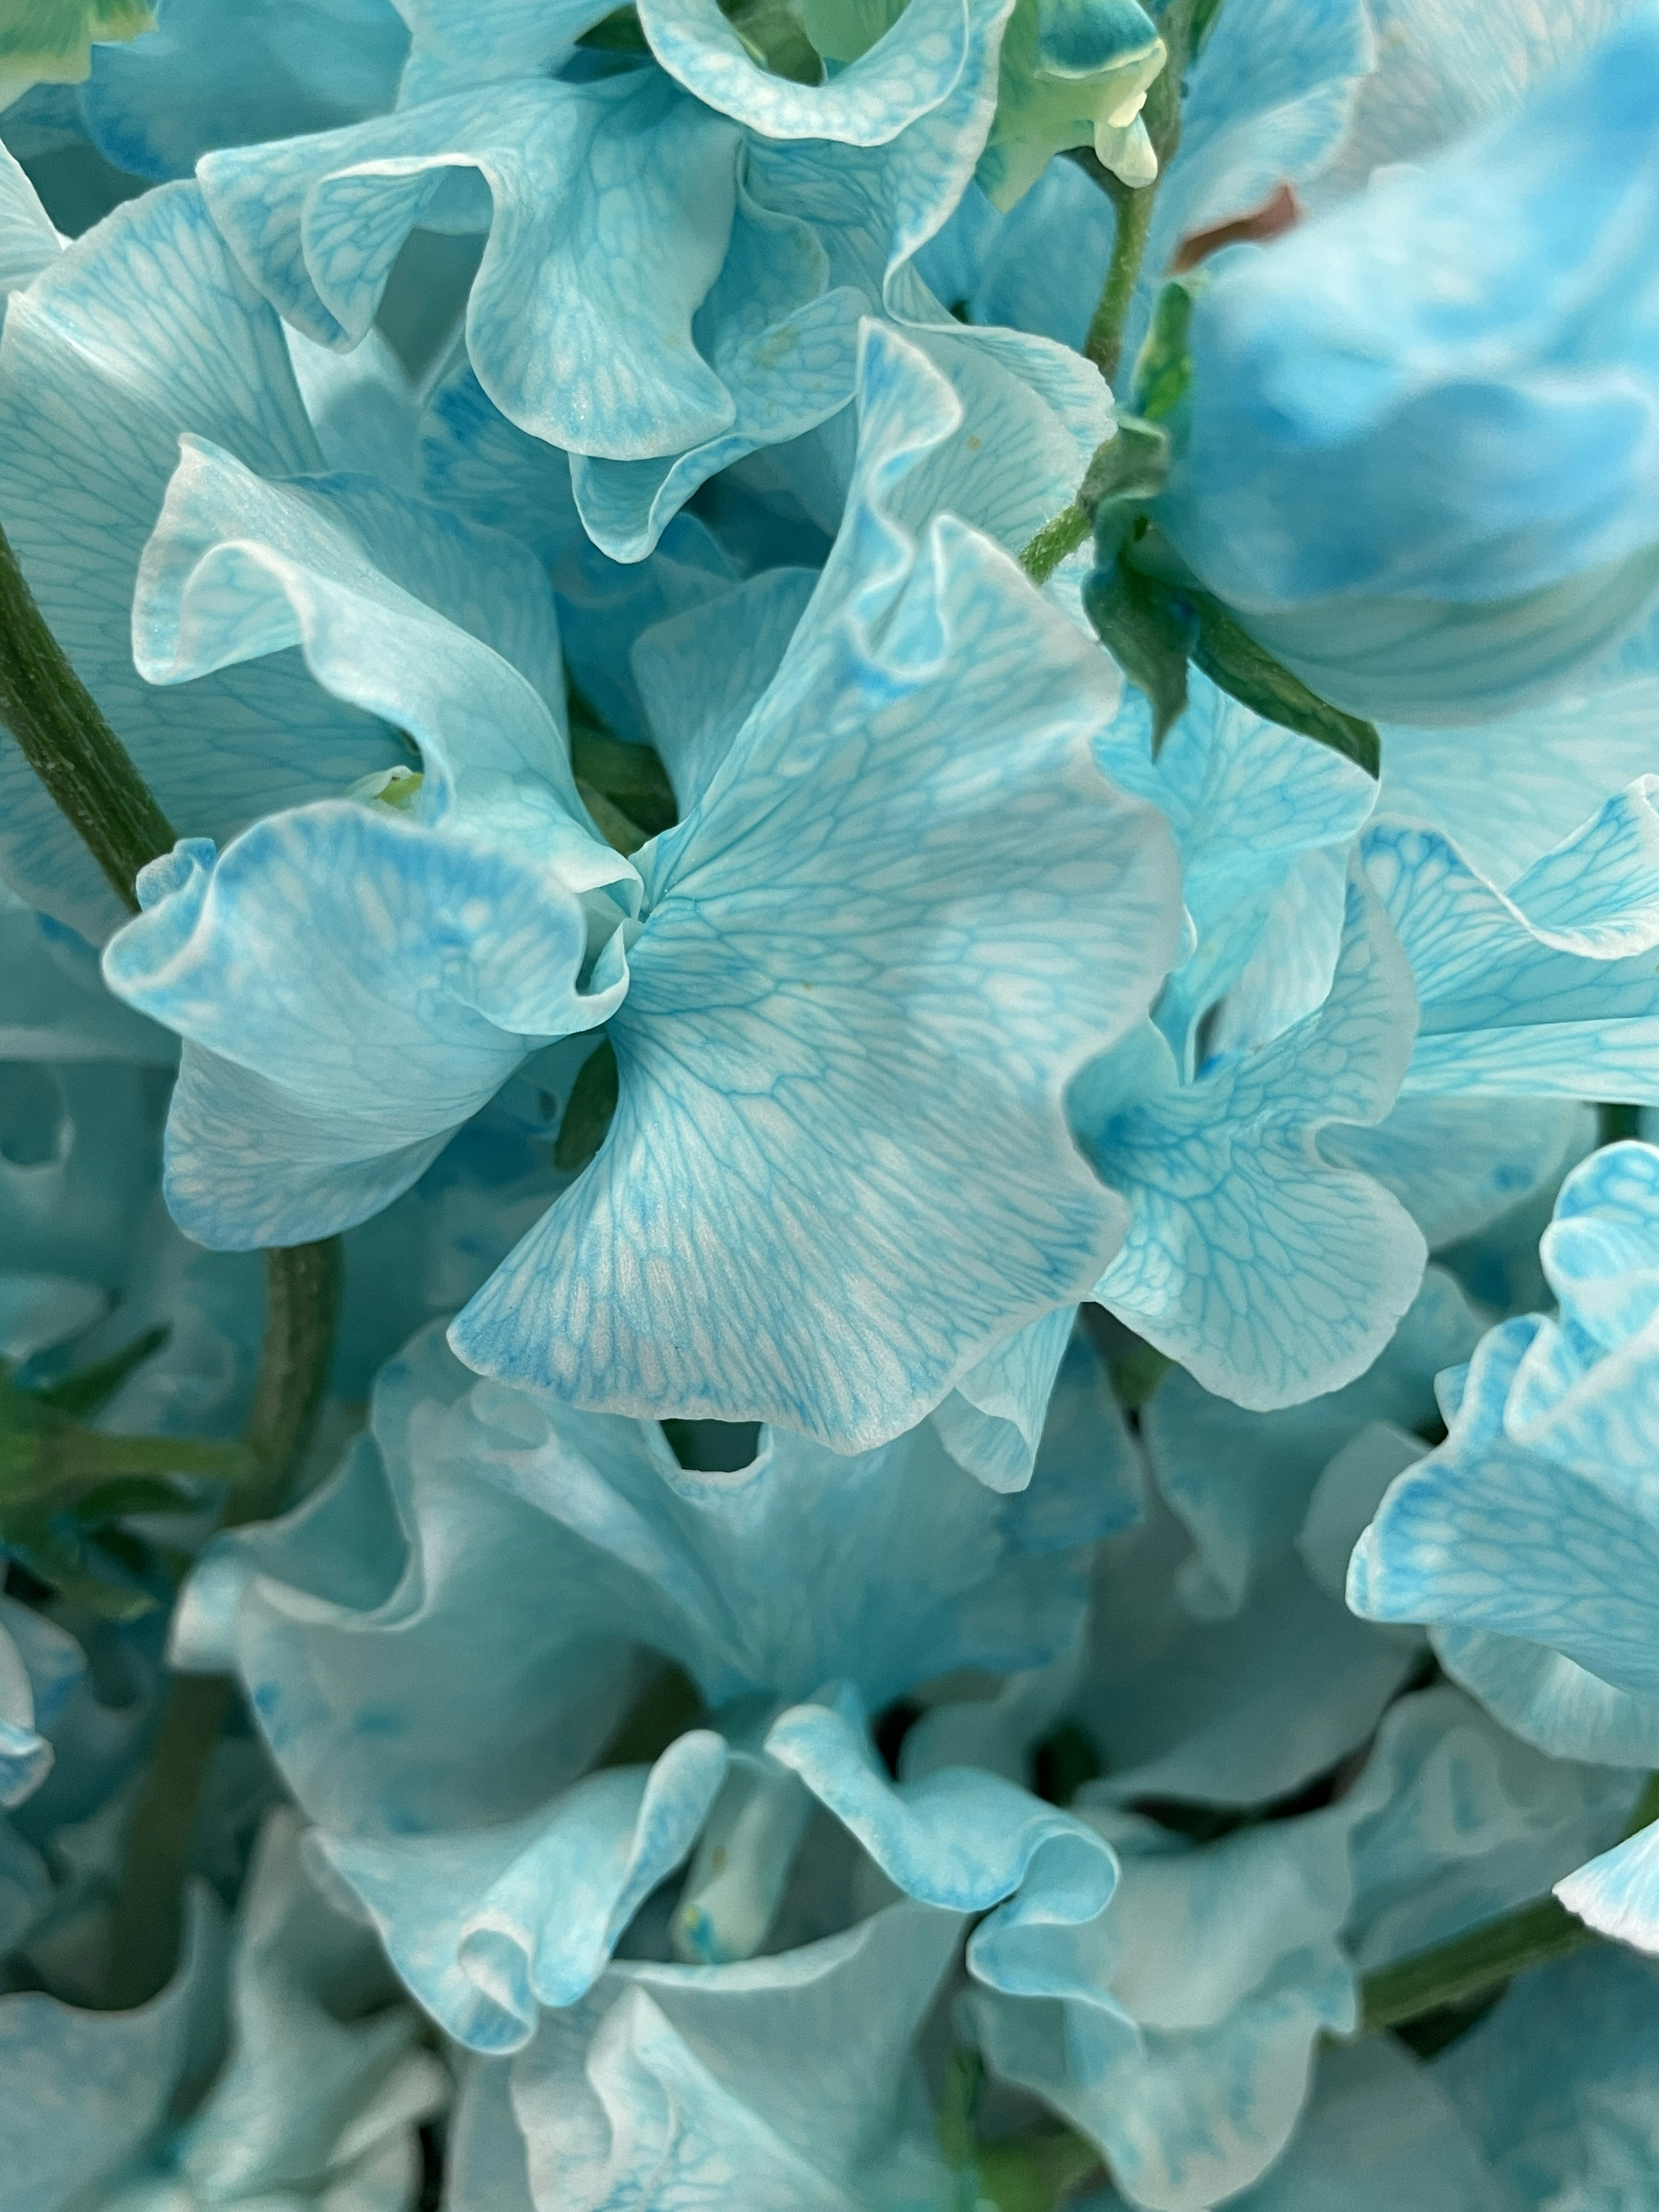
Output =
[{"x1": 5, "y1": 0, "x2": 1659, "y2": 2202}]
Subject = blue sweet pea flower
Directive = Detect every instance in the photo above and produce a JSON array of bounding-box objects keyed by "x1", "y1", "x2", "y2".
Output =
[
  {"x1": 448, "y1": 1901, "x2": 963, "y2": 2212},
  {"x1": 96, "y1": 311, "x2": 1178, "y2": 1446},
  {"x1": 1351, "y1": 1138, "x2": 1659, "y2": 1951},
  {"x1": 1156, "y1": 0, "x2": 1659, "y2": 723},
  {"x1": 4, "y1": 1809, "x2": 446, "y2": 2212},
  {"x1": 191, "y1": 2, "x2": 1109, "y2": 560},
  {"x1": 971, "y1": 1682, "x2": 1632, "y2": 2212},
  {"x1": 173, "y1": 1316, "x2": 1122, "y2": 2046}
]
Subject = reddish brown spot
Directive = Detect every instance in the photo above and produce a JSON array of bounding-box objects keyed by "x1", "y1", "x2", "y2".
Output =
[{"x1": 1171, "y1": 182, "x2": 1301, "y2": 274}]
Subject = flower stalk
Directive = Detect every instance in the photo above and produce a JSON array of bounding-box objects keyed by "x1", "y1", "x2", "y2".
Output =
[{"x1": 1, "y1": 505, "x2": 344, "y2": 2007}]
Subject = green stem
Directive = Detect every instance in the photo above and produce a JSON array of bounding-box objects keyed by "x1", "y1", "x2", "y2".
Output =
[
  {"x1": 3, "y1": 503, "x2": 347, "y2": 2004},
  {"x1": 1360, "y1": 1767, "x2": 1659, "y2": 2033},
  {"x1": 1359, "y1": 1896, "x2": 1593, "y2": 2034},
  {"x1": 1082, "y1": 172, "x2": 1156, "y2": 386},
  {"x1": 104, "y1": 1672, "x2": 234, "y2": 2010},
  {"x1": 0, "y1": 515, "x2": 175, "y2": 911},
  {"x1": 238, "y1": 1240, "x2": 344, "y2": 1528},
  {"x1": 1019, "y1": 501, "x2": 1093, "y2": 587},
  {"x1": 1021, "y1": 0, "x2": 1204, "y2": 582}
]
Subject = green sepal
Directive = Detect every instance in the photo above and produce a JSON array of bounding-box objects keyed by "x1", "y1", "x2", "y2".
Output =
[
  {"x1": 1082, "y1": 555, "x2": 1192, "y2": 747},
  {"x1": 1187, "y1": 594, "x2": 1382, "y2": 776},
  {"x1": 1080, "y1": 413, "x2": 1170, "y2": 562},
  {"x1": 554, "y1": 1036, "x2": 620, "y2": 1173},
  {"x1": 1130, "y1": 275, "x2": 1199, "y2": 424}
]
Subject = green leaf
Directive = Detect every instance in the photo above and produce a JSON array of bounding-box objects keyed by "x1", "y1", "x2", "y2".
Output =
[
  {"x1": 1079, "y1": 414, "x2": 1171, "y2": 558},
  {"x1": 1082, "y1": 556, "x2": 1192, "y2": 747},
  {"x1": 553, "y1": 1037, "x2": 620, "y2": 1173},
  {"x1": 1187, "y1": 595, "x2": 1381, "y2": 775},
  {"x1": 68, "y1": 1475, "x2": 203, "y2": 1523}
]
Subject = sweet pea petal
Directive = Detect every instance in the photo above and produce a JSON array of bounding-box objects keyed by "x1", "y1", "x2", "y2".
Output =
[
  {"x1": 453, "y1": 326, "x2": 1179, "y2": 1449},
  {"x1": 0, "y1": 182, "x2": 390, "y2": 938},
  {"x1": 1082, "y1": 874, "x2": 1425, "y2": 1411}
]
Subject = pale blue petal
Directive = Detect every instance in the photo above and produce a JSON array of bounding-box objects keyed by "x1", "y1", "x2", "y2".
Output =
[
  {"x1": 1434, "y1": 1624, "x2": 1659, "y2": 1769},
  {"x1": 172, "y1": 1809, "x2": 445, "y2": 2200},
  {"x1": 0, "y1": 1598, "x2": 82, "y2": 1809},
  {"x1": 103, "y1": 816, "x2": 612, "y2": 1249},
  {"x1": 1554, "y1": 1818, "x2": 1659, "y2": 1952},
  {"x1": 765, "y1": 1691, "x2": 1117, "y2": 1931},
  {"x1": 1378, "y1": 640, "x2": 1659, "y2": 889},
  {"x1": 639, "y1": 0, "x2": 993, "y2": 148},
  {"x1": 1083, "y1": 1506, "x2": 1419, "y2": 1806},
  {"x1": 0, "y1": 1271, "x2": 105, "y2": 1365},
  {"x1": 1218, "y1": 2039, "x2": 1503, "y2": 2212},
  {"x1": 631, "y1": 566, "x2": 819, "y2": 816},
  {"x1": 928, "y1": 1307, "x2": 1077, "y2": 1496},
  {"x1": 1159, "y1": 6, "x2": 1659, "y2": 722},
  {"x1": 509, "y1": 1903, "x2": 961, "y2": 2212},
  {"x1": 1313, "y1": 0, "x2": 1627, "y2": 204},
  {"x1": 1367, "y1": 789, "x2": 1659, "y2": 1103},
  {"x1": 0, "y1": 183, "x2": 396, "y2": 940},
  {"x1": 0, "y1": 1061, "x2": 167, "y2": 1286},
  {"x1": 1296, "y1": 1421, "x2": 1425, "y2": 1602},
  {"x1": 1144, "y1": 0, "x2": 1373, "y2": 277},
  {"x1": 1350, "y1": 1315, "x2": 1659, "y2": 1702},
  {"x1": 970, "y1": 1798, "x2": 1358, "y2": 2212},
  {"x1": 2, "y1": 1889, "x2": 223, "y2": 2212},
  {"x1": 446, "y1": 2058, "x2": 536, "y2": 2212},
  {"x1": 416, "y1": 358, "x2": 753, "y2": 739},
  {"x1": 198, "y1": 76, "x2": 745, "y2": 456},
  {"x1": 918, "y1": 164, "x2": 1114, "y2": 353},
  {"x1": 1144, "y1": 1264, "x2": 1481, "y2": 1618},
  {"x1": 1092, "y1": 671, "x2": 1377, "y2": 1072},
  {"x1": 315, "y1": 1737, "x2": 731, "y2": 2052},
  {"x1": 0, "y1": 884, "x2": 174, "y2": 1064},
  {"x1": 0, "y1": 137, "x2": 56, "y2": 307},
  {"x1": 1344, "y1": 1684, "x2": 1637, "y2": 1974},
  {"x1": 1083, "y1": 874, "x2": 1425, "y2": 1411},
  {"x1": 573, "y1": 128, "x2": 1112, "y2": 560},
  {"x1": 452, "y1": 326, "x2": 1180, "y2": 1450},
  {"x1": 434, "y1": 1370, "x2": 1113, "y2": 1709},
  {"x1": 97, "y1": 435, "x2": 629, "y2": 1245},
  {"x1": 1437, "y1": 1944, "x2": 1659, "y2": 2207},
  {"x1": 79, "y1": 0, "x2": 410, "y2": 181},
  {"x1": 395, "y1": 0, "x2": 620, "y2": 102},
  {"x1": 1323, "y1": 1096, "x2": 1595, "y2": 1253}
]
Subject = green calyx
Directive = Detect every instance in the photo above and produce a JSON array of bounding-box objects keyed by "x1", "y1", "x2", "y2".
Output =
[
  {"x1": 977, "y1": 0, "x2": 1166, "y2": 211},
  {"x1": 1065, "y1": 281, "x2": 1382, "y2": 773}
]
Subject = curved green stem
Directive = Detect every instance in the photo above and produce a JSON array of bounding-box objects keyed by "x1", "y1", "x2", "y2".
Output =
[
  {"x1": 3, "y1": 502, "x2": 347, "y2": 2005},
  {"x1": 1083, "y1": 171, "x2": 1156, "y2": 385},
  {"x1": 1359, "y1": 1895, "x2": 1594, "y2": 2034},
  {"x1": 1019, "y1": 501, "x2": 1093, "y2": 586},
  {"x1": 0, "y1": 515, "x2": 175, "y2": 910}
]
